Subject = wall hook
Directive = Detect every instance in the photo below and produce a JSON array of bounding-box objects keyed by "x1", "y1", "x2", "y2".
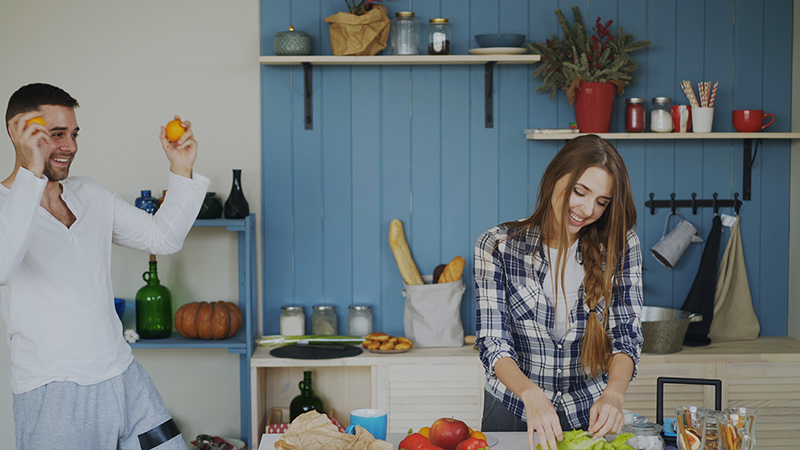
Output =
[
  {"x1": 670, "y1": 193, "x2": 676, "y2": 214},
  {"x1": 713, "y1": 193, "x2": 719, "y2": 215},
  {"x1": 649, "y1": 193, "x2": 656, "y2": 215},
  {"x1": 691, "y1": 193, "x2": 698, "y2": 215},
  {"x1": 734, "y1": 192, "x2": 741, "y2": 215}
]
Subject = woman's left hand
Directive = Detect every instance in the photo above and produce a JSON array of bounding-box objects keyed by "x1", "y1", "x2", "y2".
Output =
[{"x1": 587, "y1": 390, "x2": 624, "y2": 438}]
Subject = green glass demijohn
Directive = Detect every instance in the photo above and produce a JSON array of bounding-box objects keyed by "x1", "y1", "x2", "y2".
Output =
[
  {"x1": 289, "y1": 370, "x2": 324, "y2": 421},
  {"x1": 135, "y1": 255, "x2": 173, "y2": 339}
]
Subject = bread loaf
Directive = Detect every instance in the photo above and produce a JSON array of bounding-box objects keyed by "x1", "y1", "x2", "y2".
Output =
[
  {"x1": 438, "y1": 256, "x2": 465, "y2": 283},
  {"x1": 388, "y1": 219, "x2": 424, "y2": 285}
]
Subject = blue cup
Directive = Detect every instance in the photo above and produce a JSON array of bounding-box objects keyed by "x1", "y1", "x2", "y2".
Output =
[{"x1": 345, "y1": 409, "x2": 387, "y2": 440}]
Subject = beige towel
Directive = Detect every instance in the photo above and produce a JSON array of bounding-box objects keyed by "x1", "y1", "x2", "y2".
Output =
[
  {"x1": 708, "y1": 216, "x2": 760, "y2": 342},
  {"x1": 274, "y1": 411, "x2": 391, "y2": 450}
]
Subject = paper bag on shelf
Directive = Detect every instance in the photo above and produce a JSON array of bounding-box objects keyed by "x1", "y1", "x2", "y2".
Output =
[{"x1": 323, "y1": 5, "x2": 390, "y2": 56}]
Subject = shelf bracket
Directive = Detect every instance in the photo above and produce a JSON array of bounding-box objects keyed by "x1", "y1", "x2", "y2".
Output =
[
  {"x1": 303, "y1": 62, "x2": 313, "y2": 130},
  {"x1": 484, "y1": 61, "x2": 496, "y2": 128},
  {"x1": 742, "y1": 138, "x2": 761, "y2": 201}
]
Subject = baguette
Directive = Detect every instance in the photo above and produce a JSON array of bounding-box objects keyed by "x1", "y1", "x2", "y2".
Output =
[
  {"x1": 438, "y1": 255, "x2": 465, "y2": 283},
  {"x1": 388, "y1": 219, "x2": 424, "y2": 285}
]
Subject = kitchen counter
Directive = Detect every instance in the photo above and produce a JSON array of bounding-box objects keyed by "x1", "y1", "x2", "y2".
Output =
[{"x1": 257, "y1": 431, "x2": 531, "y2": 450}]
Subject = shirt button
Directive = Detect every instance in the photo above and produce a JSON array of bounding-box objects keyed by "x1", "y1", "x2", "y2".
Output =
[
  {"x1": 557, "y1": 343, "x2": 562, "y2": 349},
  {"x1": 557, "y1": 368, "x2": 562, "y2": 374}
]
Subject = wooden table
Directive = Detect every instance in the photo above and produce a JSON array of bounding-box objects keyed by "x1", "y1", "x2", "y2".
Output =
[{"x1": 257, "y1": 431, "x2": 531, "y2": 450}]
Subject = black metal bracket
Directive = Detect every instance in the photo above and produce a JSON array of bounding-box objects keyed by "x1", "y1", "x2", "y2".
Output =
[
  {"x1": 302, "y1": 62, "x2": 313, "y2": 130},
  {"x1": 484, "y1": 61, "x2": 497, "y2": 128},
  {"x1": 646, "y1": 192, "x2": 742, "y2": 215},
  {"x1": 742, "y1": 138, "x2": 761, "y2": 201}
]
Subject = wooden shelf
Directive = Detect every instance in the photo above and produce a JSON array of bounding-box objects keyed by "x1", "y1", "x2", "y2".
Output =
[
  {"x1": 525, "y1": 131, "x2": 800, "y2": 140},
  {"x1": 259, "y1": 54, "x2": 540, "y2": 66},
  {"x1": 260, "y1": 54, "x2": 540, "y2": 129}
]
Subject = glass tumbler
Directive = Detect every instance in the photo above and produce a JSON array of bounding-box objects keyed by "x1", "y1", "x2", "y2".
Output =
[
  {"x1": 675, "y1": 405, "x2": 708, "y2": 450},
  {"x1": 717, "y1": 407, "x2": 757, "y2": 450}
]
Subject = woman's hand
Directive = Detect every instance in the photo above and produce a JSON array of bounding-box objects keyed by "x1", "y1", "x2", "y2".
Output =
[
  {"x1": 159, "y1": 115, "x2": 197, "y2": 178},
  {"x1": 588, "y1": 388, "x2": 624, "y2": 438},
  {"x1": 521, "y1": 386, "x2": 562, "y2": 450}
]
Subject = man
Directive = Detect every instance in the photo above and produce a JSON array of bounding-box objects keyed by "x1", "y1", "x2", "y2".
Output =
[{"x1": 1, "y1": 83, "x2": 209, "y2": 449}]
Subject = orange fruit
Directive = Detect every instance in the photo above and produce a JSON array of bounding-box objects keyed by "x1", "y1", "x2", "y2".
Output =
[
  {"x1": 418, "y1": 426, "x2": 430, "y2": 438},
  {"x1": 26, "y1": 116, "x2": 46, "y2": 128},
  {"x1": 470, "y1": 430, "x2": 487, "y2": 441},
  {"x1": 165, "y1": 119, "x2": 185, "y2": 142}
]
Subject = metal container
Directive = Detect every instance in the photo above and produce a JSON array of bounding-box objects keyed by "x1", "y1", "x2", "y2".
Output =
[{"x1": 641, "y1": 306, "x2": 702, "y2": 354}]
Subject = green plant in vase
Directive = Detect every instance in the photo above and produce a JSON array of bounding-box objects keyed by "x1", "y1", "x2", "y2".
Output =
[{"x1": 529, "y1": 6, "x2": 651, "y2": 104}]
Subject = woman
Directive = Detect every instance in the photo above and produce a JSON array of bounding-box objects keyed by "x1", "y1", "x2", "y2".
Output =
[{"x1": 474, "y1": 135, "x2": 643, "y2": 450}]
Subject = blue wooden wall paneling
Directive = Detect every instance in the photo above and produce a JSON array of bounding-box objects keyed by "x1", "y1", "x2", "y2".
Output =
[{"x1": 259, "y1": 0, "x2": 792, "y2": 337}]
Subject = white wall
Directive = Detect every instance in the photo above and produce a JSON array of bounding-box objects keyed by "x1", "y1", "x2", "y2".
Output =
[{"x1": 0, "y1": 0, "x2": 261, "y2": 443}]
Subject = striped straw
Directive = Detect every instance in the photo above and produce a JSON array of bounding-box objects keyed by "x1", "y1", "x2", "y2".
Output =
[
  {"x1": 709, "y1": 81, "x2": 718, "y2": 108},
  {"x1": 681, "y1": 80, "x2": 699, "y2": 107}
]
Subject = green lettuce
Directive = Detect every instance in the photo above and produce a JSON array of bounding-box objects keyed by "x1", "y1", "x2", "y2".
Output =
[{"x1": 536, "y1": 431, "x2": 635, "y2": 450}]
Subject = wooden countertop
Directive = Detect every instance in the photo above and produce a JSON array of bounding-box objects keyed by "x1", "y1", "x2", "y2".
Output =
[{"x1": 251, "y1": 337, "x2": 800, "y2": 368}]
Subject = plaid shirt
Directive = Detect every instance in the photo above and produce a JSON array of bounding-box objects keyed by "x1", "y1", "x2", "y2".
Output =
[{"x1": 474, "y1": 224, "x2": 643, "y2": 430}]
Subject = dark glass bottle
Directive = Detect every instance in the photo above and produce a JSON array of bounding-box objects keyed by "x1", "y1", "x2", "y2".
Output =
[
  {"x1": 224, "y1": 169, "x2": 250, "y2": 219},
  {"x1": 135, "y1": 255, "x2": 172, "y2": 339},
  {"x1": 135, "y1": 190, "x2": 159, "y2": 214},
  {"x1": 289, "y1": 370, "x2": 324, "y2": 421}
]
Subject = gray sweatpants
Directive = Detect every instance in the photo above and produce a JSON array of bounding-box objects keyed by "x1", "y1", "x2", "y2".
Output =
[{"x1": 13, "y1": 360, "x2": 187, "y2": 450}]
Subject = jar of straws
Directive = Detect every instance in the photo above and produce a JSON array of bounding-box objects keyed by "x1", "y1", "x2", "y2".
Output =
[{"x1": 681, "y1": 80, "x2": 718, "y2": 133}]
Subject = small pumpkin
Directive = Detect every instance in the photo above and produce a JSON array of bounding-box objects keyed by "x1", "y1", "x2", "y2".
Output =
[{"x1": 174, "y1": 301, "x2": 243, "y2": 340}]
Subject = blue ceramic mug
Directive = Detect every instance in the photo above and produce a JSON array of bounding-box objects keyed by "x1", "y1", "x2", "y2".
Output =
[{"x1": 345, "y1": 409, "x2": 387, "y2": 440}]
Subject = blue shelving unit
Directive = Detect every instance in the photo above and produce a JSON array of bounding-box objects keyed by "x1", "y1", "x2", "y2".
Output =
[{"x1": 128, "y1": 214, "x2": 258, "y2": 447}]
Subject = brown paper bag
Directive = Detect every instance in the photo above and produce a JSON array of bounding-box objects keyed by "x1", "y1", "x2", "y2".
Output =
[
  {"x1": 323, "y1": 5, "x2": 390, "y2": 56},
  {"x1": 274, "y1": 411, "x2": 391, "y2": 450}
]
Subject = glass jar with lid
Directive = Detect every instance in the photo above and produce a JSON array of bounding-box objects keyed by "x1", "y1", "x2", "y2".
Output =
[
  {"x1": 311, "y1": 305, "x2": 337, "y2": 335},
  {"x1": 651, "y1": 97, "x2": 673, "y2": 132},
  {"x1": 428, "y1": 18, "x2": 451, "y2": 55},
  {"x1": 280, "y1": 305, "x2": 305, "y2": 336},
  {"x1": 625, "y1": 97, "x2": 646, "y2": 132},
  {"x1": 392, "y1": 11, "x2": 420, "y2": 55},
  {"x1": 347, "y1": 305, "x2": 373, "y2": 337},
  {"x1": 622, "y1": 416, "x2": 665, "y2": 450}
]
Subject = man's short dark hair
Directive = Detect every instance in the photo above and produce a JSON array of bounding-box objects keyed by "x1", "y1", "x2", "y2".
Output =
[{"x1": 5, "y1": 83, "x2": 79, "y2": 124}]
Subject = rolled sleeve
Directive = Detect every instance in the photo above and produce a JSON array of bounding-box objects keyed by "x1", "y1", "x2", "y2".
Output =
[
  {"x1": 608, "y1": 229, "x2": 644, "y2": 378},
  {"x1": 474, "y1": 228, "x2": 517, "y2": 377}
]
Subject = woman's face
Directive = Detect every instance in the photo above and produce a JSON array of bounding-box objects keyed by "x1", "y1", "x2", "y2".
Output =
[{"x1": 551, "y1": 166, "x2": 613, "y2": 241}]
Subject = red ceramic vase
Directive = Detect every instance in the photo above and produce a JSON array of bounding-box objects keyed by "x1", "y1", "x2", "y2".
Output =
[{"x1": 573, "y1": 81, "x2": 617, "y2": 133}]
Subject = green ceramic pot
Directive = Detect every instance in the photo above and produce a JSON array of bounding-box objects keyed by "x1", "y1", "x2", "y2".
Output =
[{"x1": 274, "y1": 26, "x2": 311, "y2": 56}]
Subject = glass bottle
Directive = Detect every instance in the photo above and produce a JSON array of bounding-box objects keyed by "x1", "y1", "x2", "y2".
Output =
[
  {"x1": 347, "y1": 305, "x2": 372, "y2": 336},
  {"x1": 224, "y1": 169, "x2": 250, "y2": 219},
  {"x1": 289, "y1": 370, "x2": 325, "y2": 421},
  {"x1": 135, "y1": 255, "x2": 172, "y2": 339},
  {"x1": 651, "y1": 97, "x2": 673, "y2": 132},
  {"x1": 391, "y1": 11, "x2": 420, "y2": 55},
  {"x1": 311, "y1": 305, "x2": 337, "y2": 335},
  {"x1": 428, "y1": 18, "x2": 451, "y2": 55},
  {"x1": 625, "y1": 97, "x2": 645, "y2": 132},
  {"x1": 135, "y1": 190, "x2": 159, "y2": 214},
  {"x1": 280, "y1": 305, "x2": 306, "y2": 336}
]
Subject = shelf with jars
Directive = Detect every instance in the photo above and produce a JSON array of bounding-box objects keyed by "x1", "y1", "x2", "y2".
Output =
[{"x1": 259, "y1": 54, "x2": 540, "y2": 129}]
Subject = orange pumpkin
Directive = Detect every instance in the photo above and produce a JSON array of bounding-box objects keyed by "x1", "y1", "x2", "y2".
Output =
[{"x1": 174, "y1": 301, "x2": 243, "y2": 340}]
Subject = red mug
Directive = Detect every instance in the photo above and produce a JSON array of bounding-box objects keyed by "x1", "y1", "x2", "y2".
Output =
[
  {"x1": 733, "y1": 109, "x2": 775, "y2": 132},
  {"x1": 671, "y1": 105, "x2": 692, "y2": 132}
]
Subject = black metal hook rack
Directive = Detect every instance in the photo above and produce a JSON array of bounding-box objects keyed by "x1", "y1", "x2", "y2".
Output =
[{"x1": 645, "y1": 192, "x2": 742, "y2": 215}]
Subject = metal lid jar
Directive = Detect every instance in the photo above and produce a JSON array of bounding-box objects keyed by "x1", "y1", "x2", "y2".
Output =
[
  {"x1": 280, "y1": 305, "x2": 305, "y2": 336},
  {"x1": 622, "y1": 416, "x2": 665, "y2": 450},
  {"x1": 311, "y1": 305, "x2": 337, "y2": 335},
  {"x1": 391, "y1": 11, "x2": 420, "y2": 55},
  {"x1": 347, "y1": 305, "x2": 373, "y2": 337},
  {"x1": 625, "y1": 97, "x2": 646, "y2": 132},
  {"x1": 651, "y1": 97, "x2": 673, "y2": 132},
  {"x1": 428, "y1": 18, "x2": 451, "y2": 55}
]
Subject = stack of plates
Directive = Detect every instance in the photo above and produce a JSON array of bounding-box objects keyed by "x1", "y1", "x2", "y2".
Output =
[{"x1": 468, "y1": 47, "x2": 527, "y2": 55}]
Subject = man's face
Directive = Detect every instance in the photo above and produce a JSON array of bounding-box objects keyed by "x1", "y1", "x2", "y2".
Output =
[{"x1": 39, "y1": 104, "x2": 79, "y2": 181}]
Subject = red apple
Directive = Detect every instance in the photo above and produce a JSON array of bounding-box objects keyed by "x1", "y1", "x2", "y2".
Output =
[{"x1": 429, "y1": 417, "x2": 470, "y2": 450}]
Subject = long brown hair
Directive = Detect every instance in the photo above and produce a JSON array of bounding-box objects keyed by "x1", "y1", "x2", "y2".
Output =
[{"x1": 502, "y1": 134, "x2": 637, "y2": 378}]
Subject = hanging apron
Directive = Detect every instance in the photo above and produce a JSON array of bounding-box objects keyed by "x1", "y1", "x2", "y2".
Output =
[
  {"x1": 708, "y1": 216, "x2": 760, "y2": 342},
  {"x1": 681, "y1": 215, "x2": 723, "y2": 346}
]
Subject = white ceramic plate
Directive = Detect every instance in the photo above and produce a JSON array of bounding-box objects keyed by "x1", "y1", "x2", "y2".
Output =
[
  {"x1": 188, "y1": 437, "x2": 245, "y2": 450},
  {"x1": 469, "y1": 47, "x2": 527, "y2": 55}
]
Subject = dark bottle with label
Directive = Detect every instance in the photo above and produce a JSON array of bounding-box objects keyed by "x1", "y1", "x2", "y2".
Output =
[{"x1": 289, "y1": 370, "x2": 324, "y2": 421}]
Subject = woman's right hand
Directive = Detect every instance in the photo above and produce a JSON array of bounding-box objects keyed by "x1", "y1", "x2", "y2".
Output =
[{"x1": 521, "y1": 386, "x2": 562, "y2": 450}]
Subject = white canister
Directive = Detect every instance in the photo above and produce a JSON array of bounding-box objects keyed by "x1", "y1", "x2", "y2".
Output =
[
  {"x1": 347, "y1": 305, "x2": 373, "y2": 337},
  {"x1": 651, "y1": 97, "x2": 673, "y2": 132},
  {"x1": 280, "y1": 305, "x2": 305, "y2": 336}
]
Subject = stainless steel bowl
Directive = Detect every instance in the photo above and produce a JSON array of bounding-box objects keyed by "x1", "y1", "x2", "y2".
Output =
[{"x1": 641, "y1": 306, "x2": 702, "y2": 354}]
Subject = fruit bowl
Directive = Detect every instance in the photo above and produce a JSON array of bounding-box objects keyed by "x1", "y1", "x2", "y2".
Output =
[{"x1": 474, "y1": 33, "x2": 526, "y2": 48}]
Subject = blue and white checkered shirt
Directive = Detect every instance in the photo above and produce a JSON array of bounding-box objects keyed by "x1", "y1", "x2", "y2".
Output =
[{"x1": 474, "y1": 223, "x2": 643, "y2": 430}]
